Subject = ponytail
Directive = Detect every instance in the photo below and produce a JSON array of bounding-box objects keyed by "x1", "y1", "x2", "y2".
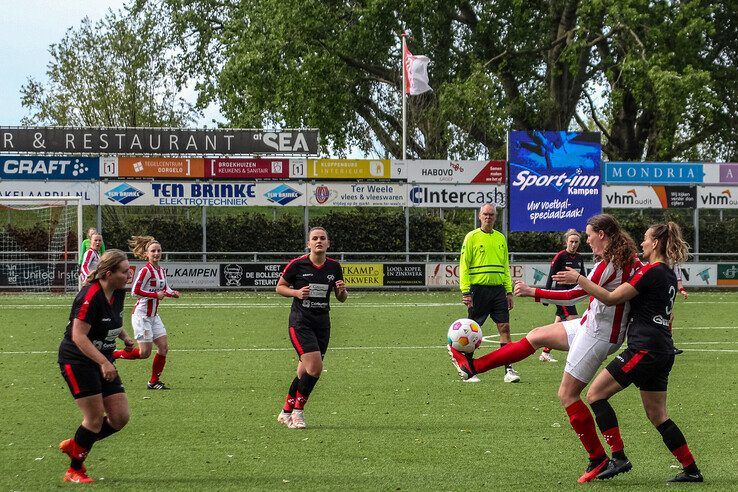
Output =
[
  {"x1": 649, "y1": 222, "x2": 690, "y2": 266},
  {"x1": 128, "y1": 235, "x2": 159, "y2": 260}
]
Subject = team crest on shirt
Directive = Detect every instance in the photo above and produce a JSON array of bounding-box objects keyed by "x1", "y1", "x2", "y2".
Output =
[{"x1": 327, "y1": 275, "x2": 335, "y2": 281}]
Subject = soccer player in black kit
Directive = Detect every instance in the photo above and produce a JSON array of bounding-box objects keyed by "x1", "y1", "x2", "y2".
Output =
[
  {"x1": 554, "y1": 222, "x2": 703, "y2": 483},
  {"x1": 276, "y1": 227, "x2": 347, "y2": 429},
  {"x1": 58, "y1": 250, "x2": 135, "y2": 483},
  {"x1": 540, "y1": 228, "x2": 587, "y2": 362}
]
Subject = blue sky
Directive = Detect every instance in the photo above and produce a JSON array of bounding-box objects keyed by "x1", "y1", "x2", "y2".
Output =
[{"x1": 0, "y1": 0, "x2": 220, "y2": 126}]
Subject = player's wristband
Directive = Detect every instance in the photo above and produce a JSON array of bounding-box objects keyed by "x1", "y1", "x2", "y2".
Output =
[{"x1": 462, "y1": 292, "x2": 470, "y2": 296}]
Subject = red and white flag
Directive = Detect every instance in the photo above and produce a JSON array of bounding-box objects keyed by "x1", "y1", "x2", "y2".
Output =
[{"x1": 403, "y1": 44, "x2": 432, "y2": 95}]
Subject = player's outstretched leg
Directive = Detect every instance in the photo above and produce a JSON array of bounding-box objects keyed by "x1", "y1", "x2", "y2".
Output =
[{"x1": 448, "y1": 338, "x2": 535, "y2": 381}]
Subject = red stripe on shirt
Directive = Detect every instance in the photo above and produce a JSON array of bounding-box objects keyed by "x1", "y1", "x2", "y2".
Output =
[
  {"x1": 609, "y1": 261, "x2": 635, "y2": 343},
  {"x1": 281, "y1": 255, "x2": 308, "y2": 279},
  {"x1": 76, "y1": 282, "x2": 101, "y2": 321}
]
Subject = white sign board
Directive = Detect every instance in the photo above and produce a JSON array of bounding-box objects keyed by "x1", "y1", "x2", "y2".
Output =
[
  {"x1": 100, "y1": 181, "x2": 307, "y2": 206},
  {"x1": 306, "y1": 182, "x2": 406, "y2": 207},
  {"x1": 0, "y1": 180, "x2": 100, "y2": 204},
  {"x1": 409, "y1": 184, "x2": 506, "y2": 208}
]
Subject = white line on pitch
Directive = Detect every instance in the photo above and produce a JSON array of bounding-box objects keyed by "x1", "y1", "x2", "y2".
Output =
[{"x1": 3, "y1": 344, "x2": 738, "y2": 356}]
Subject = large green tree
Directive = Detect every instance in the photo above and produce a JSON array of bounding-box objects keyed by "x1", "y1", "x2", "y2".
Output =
[
  {"x1": 156, "y1": 0, "x2": 735, "y2": 160},
  {"x1": 21, "y1": 3, "x2": 199, "y2": 127}
]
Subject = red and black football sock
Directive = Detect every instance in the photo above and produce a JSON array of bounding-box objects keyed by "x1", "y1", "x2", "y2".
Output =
[
  {"x1": 95, "y1": 417, "x2": 119, "y2": 442},
  {"x1": 565, "y1": 399, "x2": 607, "y2": 460},
  {"x1": 150, "y1": 353, "x2": 167, "y2": 384},
  {"x1": 473, "y1": 337, "x2": 535, "y2": 374},
  {"x1": 591, "y1": 399, "x2": 626, "y2": 459},
  {"x1": 283, "y1": 377, "x2": 300, "y2": 412},
  {"x1": 69, "y1": 425, "x2": 96, "y2": 470},
  {"x1": 113, "y1": 348, "x2": 141, "y2": 360},
  {"x1": 656, "y1": 419, "x2": 699, "y2": 473},
  {"x1": 294, "y1": 373, "x2": 320, "y2": 410}
]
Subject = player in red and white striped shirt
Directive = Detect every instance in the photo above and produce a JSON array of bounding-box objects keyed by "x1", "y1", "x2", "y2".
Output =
[
  {"x1": 113, "y1": 236, "x2": 180, "y2": 390},
  {"x1": 79, "y1": 233, "x2": 103, "y2": 284},
  {"x1": 448, "y1": 214, "x2": 640, "y2": 483}
]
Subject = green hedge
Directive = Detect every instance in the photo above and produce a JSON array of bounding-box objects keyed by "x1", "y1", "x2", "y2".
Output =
[{"x1": 4, "y1": 208, "x2": 737, "y2": 257}]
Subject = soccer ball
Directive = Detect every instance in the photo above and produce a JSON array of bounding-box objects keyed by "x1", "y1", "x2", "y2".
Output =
[{"x1": 447, "y1": 318, "x2": 483, "y2": 353}]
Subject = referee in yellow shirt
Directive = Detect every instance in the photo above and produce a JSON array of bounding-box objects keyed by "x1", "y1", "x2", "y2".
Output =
[{"x1": 459, "y1": 203, "x2": 519, "y2": 383}]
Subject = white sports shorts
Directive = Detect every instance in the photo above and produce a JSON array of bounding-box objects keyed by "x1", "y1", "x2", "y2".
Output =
[
  {"x1": 562, "y1": 318, "x2": 621, "y2": 384},
  {"x1": 132, "y1": 313, "x2": 167, "y2": 342}
]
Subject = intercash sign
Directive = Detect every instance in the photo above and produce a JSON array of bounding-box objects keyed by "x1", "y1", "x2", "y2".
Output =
[
  {"x1": 408, "y1": 184, "x2": 506, "y2": 208},
  {"x1": 605, "y1": 162, "x2": 703, "y2": 184},
  {"x1": 0, "y1": 127, "x2": 319, "y2": 155},
  {"x1": 0, "y1": 156, "x2": 99, "y2": 180},
  {"x1": 151, "y1": 183, "x2": 256, "y2": 206}
]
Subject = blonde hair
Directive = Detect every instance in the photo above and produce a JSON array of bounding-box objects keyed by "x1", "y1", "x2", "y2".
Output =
[
  {"x1": 564, "y1": 228, "x2": 581, "y2": 242},
  {"x1": 649, "y1": 222, "x2": 690, "y2": 266},
  {"x1": 128, "y1": 235, "x2": 160, "y2": 260},
  {"x1": 85, "y1": 249, "x2": 128, "y2": 284}
]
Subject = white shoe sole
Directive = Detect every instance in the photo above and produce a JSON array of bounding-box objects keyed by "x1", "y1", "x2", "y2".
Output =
[
  {"x1": 503, "y1": 374, "x2": 521, "y2": 383},
  {"x1": 447, "y1": 346, "x2": 471, "y2": 381},
  {"x1": 464, "y1": 375, "x2": 481, "y2": 383}
]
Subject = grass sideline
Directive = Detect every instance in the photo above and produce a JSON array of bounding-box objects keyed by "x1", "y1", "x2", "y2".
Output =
[{"x1": 0, "y1": 291, "x2": 736, "y2": 490}]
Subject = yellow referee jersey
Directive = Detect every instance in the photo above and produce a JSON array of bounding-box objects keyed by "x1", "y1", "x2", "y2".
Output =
[{"x1": 459, "y1": 228, "x2": 512, "y2": 294}]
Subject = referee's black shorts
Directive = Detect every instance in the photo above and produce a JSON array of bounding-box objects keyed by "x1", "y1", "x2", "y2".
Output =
[{"x1": 468, "y1": 284, "x2": 510, "y2": 326}]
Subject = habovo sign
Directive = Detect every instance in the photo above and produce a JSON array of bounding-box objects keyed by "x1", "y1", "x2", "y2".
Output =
[
  {"x1": 100, "y1": 181, "x2": 307, "y2": 207},
  {"x1": 408, "y1": 184, "x2": 506, "y2": 208},
  {"x1": 508, "y1": 131, "x2": 601, "y2": 231},
  {"x1": 0, "y1": 155, "x2": 99, "y2": 180},
  {"x1": 603, "y1": 186, "x2": 696, "y2": 208},
  {"x1": 406, "y1": 160, "x2": 506, "y2": 184}
]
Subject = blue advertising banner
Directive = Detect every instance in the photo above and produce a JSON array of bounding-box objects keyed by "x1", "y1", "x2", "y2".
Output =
[
  {"x1": 605, "y1": 162, "x2": 703, "y2": 184},
  {"x1": 508, "y1": 131, "x2": 601, "y2": 232},
  {"x1": 0, "y1": 156, "x2": 99, "y2": 180}
]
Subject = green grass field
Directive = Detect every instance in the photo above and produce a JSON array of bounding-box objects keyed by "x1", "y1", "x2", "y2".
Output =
[{"x1": 1, "y1": 291, "x2": 736, "y2": 491}]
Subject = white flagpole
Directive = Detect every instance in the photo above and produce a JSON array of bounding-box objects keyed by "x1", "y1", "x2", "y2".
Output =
[
  {"x1": 401, "y1": 32, "x2": 407, "y2": 161},
  {"x1": 402, "y1": 32, "x2": 409, "y2": 260}
]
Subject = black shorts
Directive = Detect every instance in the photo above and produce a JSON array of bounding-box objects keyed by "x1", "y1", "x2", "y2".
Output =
[
  {"x1": 468, "y1": 284, "x2": 510, "y2": 325},
  {"x1": 289, "y1": 318, "x2": 331, "y2": 358},
  {"x1": 606, "y1": 348, "x2": 675, "y2": 392},
  {"x1": 60, "y1": 361, "x2": 125, "y2": 399},
  {"x1": 556, "y1": 304, "x2": 578, "y2": 319}
]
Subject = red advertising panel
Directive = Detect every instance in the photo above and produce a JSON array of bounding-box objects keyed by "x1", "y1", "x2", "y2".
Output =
[{"x1": 206, "y1": 158, "x2": 292, "y2": 179}]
